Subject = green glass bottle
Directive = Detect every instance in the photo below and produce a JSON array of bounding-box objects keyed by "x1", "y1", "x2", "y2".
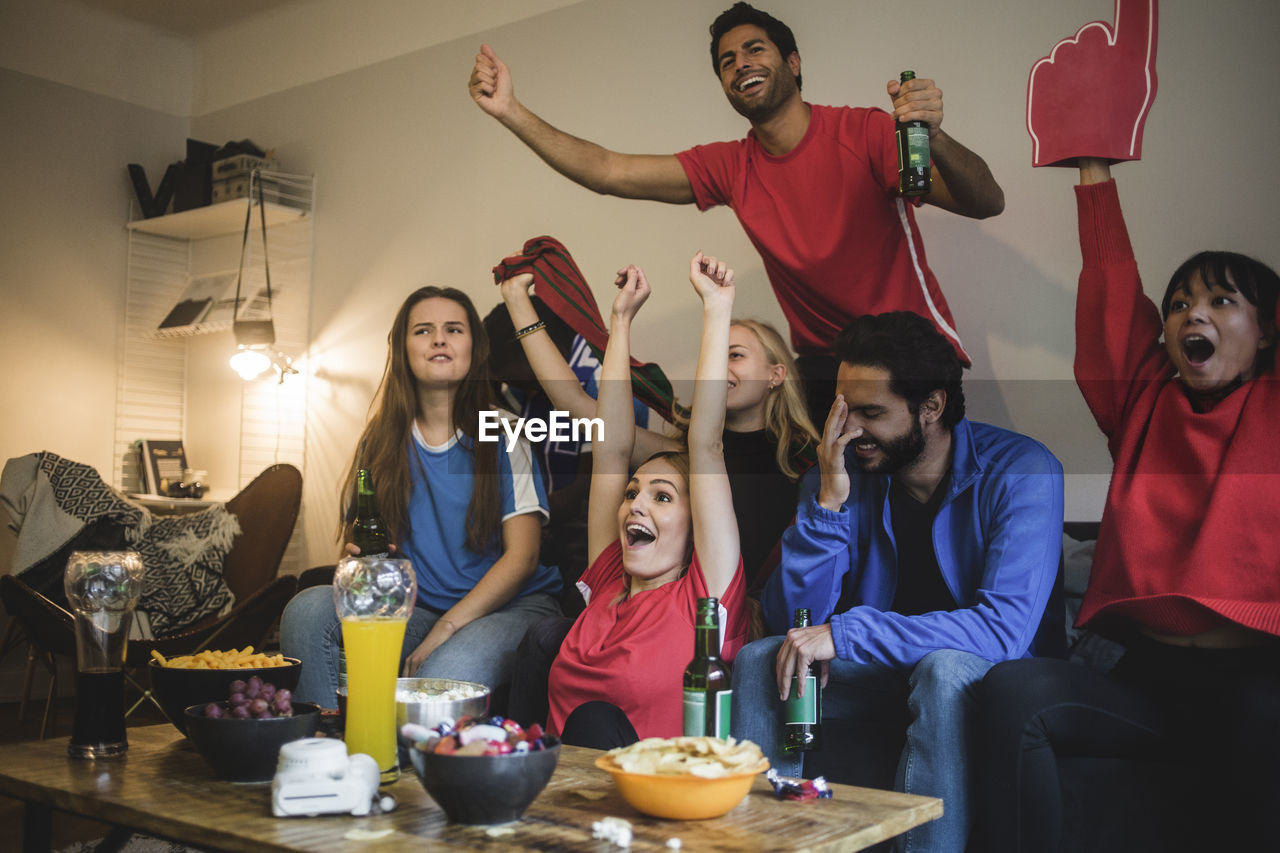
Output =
[
  {"x1": 352, "y1": 467, "x2": 390, "y2": 558},
  {"x1": 784, "y1": 608, "x2": 822, "y2": 752},
  {"x1": 683, "y1": 597, "x2": 733, "y2": 739},
  {"x1": 896, "y1": 70, "x2": 931, "y2": 197}
]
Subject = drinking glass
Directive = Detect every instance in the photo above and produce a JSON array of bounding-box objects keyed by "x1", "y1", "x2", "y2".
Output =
[
  {"x1": 64, "y1": 550, "x2": 145, "y2": 758},
  {"x1": 333, "y1": 555, "x2": 415, "y2": 783}
]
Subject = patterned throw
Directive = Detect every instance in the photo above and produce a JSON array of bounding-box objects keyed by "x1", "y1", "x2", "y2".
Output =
[
  {"x1": 493, "y1": 236, "x2": 687, "y2": 425},
  {"x1": 2, "y1": 452, "x2": 237, "y2": 637}
]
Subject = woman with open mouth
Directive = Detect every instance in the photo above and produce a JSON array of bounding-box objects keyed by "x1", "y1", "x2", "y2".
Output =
[
  {"x1": 978, "y1": 157, "x2": 1280, "y2": 852},
  {"x1": 544, "y1": 252, "x2": 748, "y2": 747}
]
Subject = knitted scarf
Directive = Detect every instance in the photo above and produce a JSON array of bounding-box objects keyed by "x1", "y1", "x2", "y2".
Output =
[{"x1": 493, "y1": 236, "x2": 686, "y2": 424}]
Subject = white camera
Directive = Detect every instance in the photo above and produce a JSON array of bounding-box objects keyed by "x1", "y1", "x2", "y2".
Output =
[{"x1": 272, "y1": 738, "x2": 388, "y2": 817}]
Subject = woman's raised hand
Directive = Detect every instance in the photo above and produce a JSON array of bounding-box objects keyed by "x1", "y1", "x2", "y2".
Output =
[
  {"x1": 499, "y1": 271, "x2": 535, "y2": 303},
  {"x1": 689, "y1": 251, "x2": 735, "y2": 309},
  {"x1": 611, "y1": 264, "x2": 651, "y2": 322}
]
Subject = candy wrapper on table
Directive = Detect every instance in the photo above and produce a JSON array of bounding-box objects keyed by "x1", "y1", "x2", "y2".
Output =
[{"x1": 766, "y1": 768, "x2": 833, "y2": 801}]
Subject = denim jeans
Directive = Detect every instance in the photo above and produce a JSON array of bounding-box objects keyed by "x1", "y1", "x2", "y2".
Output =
[
  {"x1": 732, "y1": 637, "x2": 992, "y2": 853},
  {"x1": 278, "y1": 585, "x2": 561, "y2": 707}
]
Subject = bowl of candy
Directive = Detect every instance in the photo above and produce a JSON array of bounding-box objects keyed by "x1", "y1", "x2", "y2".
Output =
[
  {"x1": 406, "y1": 715, "x2": 559, "y2": 824},
  {"x1": 148, "y1": 649, "x2": 301, "y2": 735},
  {"x1": 183, "y1": 678, "x2": 320, "y2": 783},
  {"x1": 594, "y1": 736, "x2": 769, "y2": 820}
]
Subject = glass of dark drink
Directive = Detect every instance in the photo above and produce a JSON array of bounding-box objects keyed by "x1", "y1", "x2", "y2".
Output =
[{"x1": 64, "y1": 551, "x2": 144, "y2": 759}]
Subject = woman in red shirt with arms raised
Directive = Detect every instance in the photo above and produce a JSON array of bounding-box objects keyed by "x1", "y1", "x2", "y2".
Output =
[
  {"x1": 978, "y1": 157, "x2": 1280, "y2": 852},
  {"x1": 547, "y1": 252, "x2": 748, "y2": 747}
]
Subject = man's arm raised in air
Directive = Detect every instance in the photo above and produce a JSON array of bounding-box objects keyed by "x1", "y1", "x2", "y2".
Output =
[{"x1": 469, "y1": 44, "x2": 695, "y2": 204}]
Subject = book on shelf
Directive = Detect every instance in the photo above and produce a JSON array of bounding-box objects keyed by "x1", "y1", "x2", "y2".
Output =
[{"x1": 136, "y1": 439, "x2": 188, "y2": 497}]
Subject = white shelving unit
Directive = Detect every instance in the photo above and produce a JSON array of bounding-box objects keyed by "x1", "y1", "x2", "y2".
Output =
[{"x1": 114, "y1": 170, "x2": 314, "y2": 577}]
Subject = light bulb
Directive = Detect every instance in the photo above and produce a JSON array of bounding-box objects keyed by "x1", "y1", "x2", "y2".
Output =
[{"x1": 229, "y1": 345, "x2": 271, "y2": 380}]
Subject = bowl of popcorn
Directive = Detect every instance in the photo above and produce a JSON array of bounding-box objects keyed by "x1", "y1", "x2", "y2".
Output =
[
  {"x1": 406, "y1": 714, "x2": 559, "y2": 824},
  {"x1": 595, "y1": 736, "x2": 769, "y2": 820},
  {"x1": 148, "y1": 648, "x2": 301, "y2": 735}
]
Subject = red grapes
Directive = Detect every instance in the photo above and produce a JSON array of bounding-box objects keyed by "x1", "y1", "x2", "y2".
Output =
[{"x1": 204, "y1": 676, "x2": 294, "y2": 719}]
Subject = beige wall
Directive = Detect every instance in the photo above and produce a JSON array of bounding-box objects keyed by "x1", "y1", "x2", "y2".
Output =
[{"x1": 4, "y1": 0, "x2": 1279, "y2": 569}]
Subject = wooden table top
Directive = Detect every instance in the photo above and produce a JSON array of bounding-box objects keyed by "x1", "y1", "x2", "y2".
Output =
[{"x1": 0, "y1": 726, "x2": 941, "y2": 852}]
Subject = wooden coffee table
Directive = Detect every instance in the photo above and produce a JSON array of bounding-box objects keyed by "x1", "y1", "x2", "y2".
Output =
[{"x1": 0, "y1": 725, "x2": 940, "y2": 852}]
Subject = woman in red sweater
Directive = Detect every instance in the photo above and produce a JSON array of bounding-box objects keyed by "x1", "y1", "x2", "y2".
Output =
[
  {"x1": 546, "y1": 252, "x2": 748, "y2": 746},
  {"x1": 977, "y1": 159, "x2": 1280, "y2": 852}
]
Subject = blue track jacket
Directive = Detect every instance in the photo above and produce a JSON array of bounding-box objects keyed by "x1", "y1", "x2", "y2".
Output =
[{"x1": 763, "y1": 418, "x2": 1064, "y2": 668}]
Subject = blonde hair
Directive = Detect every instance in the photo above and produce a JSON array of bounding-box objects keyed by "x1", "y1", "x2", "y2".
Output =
[
  {"x1": 670, "y1": 318, "x2": 818, "y2": 481},
  {"x1": 732, "y1": 319, "x2": 819, "y2": 479}
]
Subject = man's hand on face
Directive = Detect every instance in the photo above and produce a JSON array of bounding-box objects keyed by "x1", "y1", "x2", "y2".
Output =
[{"x1": 816, "y1": 394, "x2": 859, "y2": 512}]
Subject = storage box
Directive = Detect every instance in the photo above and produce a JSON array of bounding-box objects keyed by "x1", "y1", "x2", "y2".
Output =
[
  {"x1": 211, "y1": 154, "x2": 279, "y2": 181},
  {"x1": 212, "y1": 174, "x2": 283, "y2": 204}
]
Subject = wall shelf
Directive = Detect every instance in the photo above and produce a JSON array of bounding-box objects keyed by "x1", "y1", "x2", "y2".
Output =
[{"x1": 127, "y1": 200, "x2": 307, "y2": 240}]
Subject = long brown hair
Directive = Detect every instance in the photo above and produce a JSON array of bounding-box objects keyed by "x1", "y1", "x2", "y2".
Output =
[{"x1": 338, "y1": 286, "x2": 502, "y2": 554}]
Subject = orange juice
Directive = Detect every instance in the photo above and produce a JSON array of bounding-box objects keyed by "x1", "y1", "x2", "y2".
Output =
[{"x1": 341, "y1": 616, "x2": 406, "y2": 782}]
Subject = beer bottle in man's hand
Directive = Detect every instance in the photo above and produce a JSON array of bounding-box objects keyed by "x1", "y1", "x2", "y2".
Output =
[
  {"x1": 352, "y1": 468, "x2": 390, "y2": 558},
  {"x1": 784, "y1": 608, "x2": 823, "y2": 752},
  {"x1": 896, "y1": 70, "x2": 931, "y2": 197},
  {"x1": 683, "y1": 597, "x2": 733, "y2": 738}
]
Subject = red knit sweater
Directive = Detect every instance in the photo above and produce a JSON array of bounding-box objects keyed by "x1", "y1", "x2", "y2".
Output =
[{"x1": 1074, "y1": 180, "x2": 1280, "y2": 637}]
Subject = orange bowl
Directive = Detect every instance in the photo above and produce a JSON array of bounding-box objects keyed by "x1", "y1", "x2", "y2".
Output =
[{"x1": 594, "y1": 753, "x2": 770, "y2": 820}]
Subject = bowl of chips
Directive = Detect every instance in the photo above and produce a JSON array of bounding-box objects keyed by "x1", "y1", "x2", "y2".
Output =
[
  {"x1": 595, "y1": 736, "x2": 769, "y2": 820},
  {"x1": 148, "y1": 648, "x2": 300, "y2": 735}
]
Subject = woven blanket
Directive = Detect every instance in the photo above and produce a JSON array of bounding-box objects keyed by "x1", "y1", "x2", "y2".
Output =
[
  {"x1": 493, "y1": 236, "x2": 687, "y2": 424},
  {"x1": 1, "y1": 452, "x2": 238, "y2": 637}
]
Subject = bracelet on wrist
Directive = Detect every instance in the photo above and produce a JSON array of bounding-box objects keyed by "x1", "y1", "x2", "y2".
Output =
[{"x1": 514, "y1": 320, "x2": 546, "y2": 340}]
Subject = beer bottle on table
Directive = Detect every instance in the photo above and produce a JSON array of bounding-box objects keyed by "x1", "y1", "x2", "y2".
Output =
[
  {"x1": 784, "y1": 608, "x2": 823, "y2": 752},
  {"x1": 683, "y1": 597, "x2": 733, "y2": 738},
  {"x1": 352, "y1": 467, "x2": 390, "y2": 558},
  {"x1": 896, "y1": 70, "x2": 931, "y2": 197}
]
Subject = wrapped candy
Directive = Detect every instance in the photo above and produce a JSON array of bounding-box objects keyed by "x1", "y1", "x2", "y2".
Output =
[{"x1": 765, "y1": 768, "x2": 833, "y2": 801}]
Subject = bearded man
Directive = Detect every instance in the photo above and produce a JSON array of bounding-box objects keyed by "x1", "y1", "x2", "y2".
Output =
[{"x1": 733, "y1": 311, "x2": 1064, "y2": 853}]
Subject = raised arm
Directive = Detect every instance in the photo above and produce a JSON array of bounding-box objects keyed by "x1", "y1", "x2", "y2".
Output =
[
  {"x1": 888, "y1": 76, "x2": 1005, "y2": 219},
  {"x1": 585, "y1": 266, "x2": 650, "y2": 565},
  {"x1": 499, "y1": 272, "x2": 676, "y2": 467},
  {"x1": 686, "y1": 253, "x2": 740, "y2": 599},
  {"x1": 470, "y1": 44, "x2": 695, "y2": 204}
]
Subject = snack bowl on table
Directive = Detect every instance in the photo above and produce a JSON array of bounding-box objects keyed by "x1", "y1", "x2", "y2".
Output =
[
  {"x1": 183, "y1": 701, "x2": 321, "y2": 783},
  {"x1": 594, "y1": 738, "x2": 771, "y2": 820},
  {"x1": 408, "y1": 728, "x2": 560, "y2": 825},
  {"x1": 148, "y1": 656, "x2": 302, "y2": 735},
  {"x1": 394, "y1": 677, "x2": 491, "y2": 732}
]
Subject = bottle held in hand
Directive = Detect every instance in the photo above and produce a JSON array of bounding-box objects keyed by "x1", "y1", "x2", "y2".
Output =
[
  {"x1": 896, "y1": 70, "x2": 931, "y2": 197},
  {"x1": 352, "y1": 467, "x2": 390, "y2": 558},
  {"x1": 683, "y1": 597, "x2": 733, "y2": 739},
  {"x1": 784, "y1": 608, "x2": 822, "y2": 752}
]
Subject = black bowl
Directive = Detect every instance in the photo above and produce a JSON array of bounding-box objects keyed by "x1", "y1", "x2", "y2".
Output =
[
  {"x1": 409, "y1": 738, "x2": 561, "y2": 824},
  {"x1": 183, "y1": 702, "x2": 321, "y2": 782},
  {"x1": 148, "y1": 658, "x2": 302, "y2": 735}
]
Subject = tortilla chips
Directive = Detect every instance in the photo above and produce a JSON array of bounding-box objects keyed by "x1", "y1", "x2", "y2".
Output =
[{"x1": 605, "y1": 736, "x2": 766, "y2": 778}]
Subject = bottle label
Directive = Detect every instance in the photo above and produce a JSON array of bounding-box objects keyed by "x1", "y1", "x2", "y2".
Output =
[
  {"x1": 905, "y1": 126, "x2": 929, "y2": 168},
  {"x1": 684, "y1": 688, "x2": 733, "y2": 738},
  {"x1": 683, "y1": 689, "x2": 706, "y2": 737},
  {"x1": 784, "y1": 676, "x2": 818, "y2": 724}
]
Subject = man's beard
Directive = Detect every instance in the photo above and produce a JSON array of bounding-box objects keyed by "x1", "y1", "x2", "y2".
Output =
[
  {"x1": 855, "y1": 418, "x2": 926, "y2": 474},
  {"x1": 726, "y1": 74, "x2": 795, "y2": 121}
]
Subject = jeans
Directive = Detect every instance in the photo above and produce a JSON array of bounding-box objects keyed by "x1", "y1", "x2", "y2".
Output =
[
  {"x1": 732, "y1": 637, "x2": 991, "y2": 853},
  {"x1": 978, "y1": 638, "x2": 1280, "y2": 853},
  {"x1": 278, "y1": 585, "x2": 561, "y2": 707}
]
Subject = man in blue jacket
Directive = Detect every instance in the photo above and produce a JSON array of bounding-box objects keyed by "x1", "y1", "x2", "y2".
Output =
[{"x1": 733, "y1": 311, "x2": 1063, "y2": 853}]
